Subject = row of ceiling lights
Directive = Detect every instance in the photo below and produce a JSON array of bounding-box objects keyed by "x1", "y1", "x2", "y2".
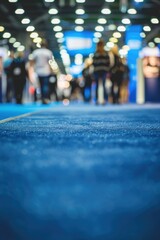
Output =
[{"x1": 0, "y1": 0, "x2": 160, "y2": 72}]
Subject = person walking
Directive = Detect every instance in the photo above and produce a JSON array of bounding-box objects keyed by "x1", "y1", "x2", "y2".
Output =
[
  {"x1": 10, "y1": 51, "x2": 28, "y2": 104},
  {"x1": 109, "y1": 45, "x2": 124, "y2": 104},
  {"x1": 3, "y1": 50, "x2": 15, "y2": 102},
  {"x1": 92, "y1": 39, "x2": 110, "y2": 105},
  {"x1": 31, "y1": 39, "x2": 54, "y2": 104}
]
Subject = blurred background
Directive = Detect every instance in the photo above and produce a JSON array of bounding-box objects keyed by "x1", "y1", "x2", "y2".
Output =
[{"x1": 0, "y1": 0, "x2": 160, "y2": 105}]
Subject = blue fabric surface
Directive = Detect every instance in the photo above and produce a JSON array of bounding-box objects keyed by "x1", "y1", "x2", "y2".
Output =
[{"x1": 0, "y1": 104, "x2": 160, "y2": 240}]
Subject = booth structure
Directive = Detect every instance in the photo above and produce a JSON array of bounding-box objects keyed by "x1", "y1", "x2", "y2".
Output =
[{"x1": 137, "y1": 47, "x2": 160, "y2": 104}]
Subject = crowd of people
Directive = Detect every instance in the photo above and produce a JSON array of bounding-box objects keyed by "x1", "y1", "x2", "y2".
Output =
[{"x1": 0, "y1": 39, "x2": 130, "y2": 105}]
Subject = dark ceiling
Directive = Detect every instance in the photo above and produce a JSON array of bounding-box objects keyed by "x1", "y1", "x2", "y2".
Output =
[{"x1": 0, "y1": 0, "x2": 160, "y2": 73}]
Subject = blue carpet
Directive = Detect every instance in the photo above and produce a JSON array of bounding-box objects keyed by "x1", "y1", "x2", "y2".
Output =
[{"x1": 0, "y1": 104, "x2": 160, "y2": 240}]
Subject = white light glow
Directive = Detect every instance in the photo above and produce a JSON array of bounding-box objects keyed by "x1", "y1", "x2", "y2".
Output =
[
  {"x1": 75, "y1": 26, "x2": 84, "y2": 32},
  {"x1": 51, "y1": 18, "x2": 60, "y2": 24},
  {"x1": 127, "y1": 8, "x2": 137, "y2": 14},
  {"x1": 95, "y1": 26, "x2": 104, "y2": 32},
  {"x1": 122, "y1": 18, "x2": 131, "y2": 24},
  {"x1": 3, "y1": 32, "x2": 11, "y2": 38},
  {"x1": 53, "y1": 26, "x2": 62, "y2": 32},
  {"x1": 117, "y1": 26, "x2": 126, "y2": 32},
  {"x1": 97, "y1": 18, "x2": 107, "y2": 24},
  {"x1": 48, "y1": 8, "x2": 58, "y2": 14},
  {"x1": 21, "y1": 18, "x2": 30, "y2": 24},
  {"x1": 151, "y1": 18, "x2": 159, "y2": 24},
  {"x1": 101, "y1": 8, "x2": 111, "y2": 14},
  {"x1": 143, "y1": 26, "x2": 151, "y2": 32},
  {"x1": 26, "y1": 26, "x2": 35, "y2": 32},
  {"x1": 75, "y1": 9, "x2": 85, "y2": 15},
  {"x1": 75, "y1": 18, "x2": 84, "y2": 24},
  {"x1": 15, "y1": 8, "x2": 25, "y2": 14}
]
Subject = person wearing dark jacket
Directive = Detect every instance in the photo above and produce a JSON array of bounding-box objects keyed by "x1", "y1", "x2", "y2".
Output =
[
  {"x1": 92, "y1": 39, "x2": 110, "y2": 105},
  {"x1": 10, "y1": 51, "x2": 28, "y2": 104},
  {"x1": 109, "y1": 45, "x2": 124, "y2": 104}
]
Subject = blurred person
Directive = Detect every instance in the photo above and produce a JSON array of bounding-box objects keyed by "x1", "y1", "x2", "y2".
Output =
[
  {"x1": 0, "y1": 55, "x2": 3, "y2": 102},
  {"x1": 92, "y1": 39, "x2": 110, "y2": 105},
  {"x1": 109, "y1": 45, "x2": 124, "y2": 104},
  {"x1": 82, "y1": 58, "x2": 94, "y2": 102},
  {"x1": 31, "y1": 39, "x2": 54, "y2": 104},
  {"x1": 10, "y1": 51, "x2": 28, "y2": 104},
  {"x1": 3, "y1": 50, "x2": 14, "y2": 102},
  {"x1": 49, "y1": 72, "x2": 58, "y2": 101},
  {"x1": 120, "y1": 58, "x2": 130, "y2": 103}
]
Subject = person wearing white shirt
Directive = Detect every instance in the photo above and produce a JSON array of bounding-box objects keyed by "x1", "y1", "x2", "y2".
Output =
[{"x1": 31, "y1": 40, "x2": 53, "y2": 104}]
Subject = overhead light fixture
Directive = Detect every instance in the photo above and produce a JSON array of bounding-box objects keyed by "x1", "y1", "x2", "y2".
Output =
[
  {"x1": 55, "y1": 32, "x2": 64, "y2": 38},
  {"x1": 105, "y1": 0, "x2": 115, "y2": 2},
  {"x1": 53, "y1": 26, "x2": 62, "y2": 32},
  {"x1": 113, "y1": 32, "x2": 121, "y2": 38},
  {"x1": 94, "y1": 32, "x2": 102, "y2": 38},
  {"x1": 127, "y1": 8, "x2": 137, "y2": 14},
  {"x1": 95, "y1": 26, "x2": 104, "y2": 32},
  {"x1": 15, "y1": 8, "x2": 25, "y2": 14},
  {"x1": 9, "y1": 37, "x2": 16, "y2": 43},
  {"x1": 30, "y1": 32, "x2": 39, "y2": 38},
  {"x1": 154, "y1": 38, "x2": 160, "y2": 44},
  {"x1": 51, "y1": 18, "x2": 60, "y2": 24},
  {"x1": 48, "y1": 8, "x2": 58, "y2": 14},
  {"x1": 0, "y1": 26, "x2": 5, "y2": 32},
  {"x1": 134, "y1": 0, "x2": 143, "y2": 2},
  {"x1": 143, "y1": 26, "x2": 151, "y2": 32},
  {"x1": 97, "y1": 18, "x2": 107, "y2": 24},
  {"x1": 122, "y1": 18, "x2": 131, "y2": 24},
  {"x1": 75, "y1": 18, "x2": 84, "y2": 24},
  {"x1": 45, "y1": 0, "x2": 55, "y2": 2},
  {"x1": 18, "y1": 45, "x2": 25, "y2": 52},
  {"x1": 76, "y1": 0, "x2": 85, "y2": 3},
  {"x1": 13, "y1": 42, "x2": 21, "y2": 48},
  {"x1": 151, "y1": 18, "x2": 159, "y2": 24},
  {"x1": 3, "y1": 32, "x2": 11, "y2": 38},
  {"x1": 8, "y1": 0, "x2": 18, "y2": 2},
  {"x1": 117, "y1": 25, "x2": 126, "y2": 32},
  {"x1": 75, "y1": 26, "x2": 84, "y2": 32},
  {"x1": 75, "y1": 8, "x2": 85, "y2": 15},
  {"x1": 140, "y1": 32, "x2": 146, "y2": 38},
  {"x1": 26, "y1": 26, "x2": 35, "y2": 32},
  {"x1": 21, "y1": 18, "x2": 30, "y2": 24},
  {"x1": 148, "y1": 42, "x2": 155, "y2": 48},
  {"x1": 108, "y1": 24, "x2": 116, "y2": 30},
  {"x1": 101, "y1": 8, "x2": 111, "y2": 14}
]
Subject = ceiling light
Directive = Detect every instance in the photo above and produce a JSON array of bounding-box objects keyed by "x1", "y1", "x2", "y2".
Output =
[
  {"x1": 75, "y1": 8, "x2": 85, "y2": 15},
  {"x1": 30, "y1": 32, "x2": 39, "y2": 38},
  {"x1": 109, "y1": 37, "x2": 118, "y2": 43},
  {"x1": 18, "y1": 45, "x2": 25, "y2": 51},
  {"x1": 148, "y1": 42, "x2": 155, "y2": 48},
  {"x1": 48, "y1": 8, "x2": 58, "y2": 14},
  {"x1": 0, "y1": 26, "x2": 5, "y2": 32},
  {"x1": 117, "y1": 26, "x2": 126, "y2": 32},
  {"x1": 134, "y1": 0, "x2": 143, "y2": 2},
  {"x1": 101, "y1": 8, "x2": 111, "y2": 14},
  {"x1": 55, "y1": 32, "x2": 64, "y2": 38},
  {"x1": 154, "y1": 37, "x2": 160, "y2": 44},
  {"x1": 3, "y1": 32, "x2": 11, "y2": 38},
  {"x1": 13, "y1": 42, "x2": 21, "y2": 48},
  {"x1": 8, "y1": 0, "x2": 18, "y2": 2},
  {"x1": 76, "y1": 0, "x2": 85, "y2": 2},
  {"x1": 143, "y1": 26, "x2": 151, "y2": 32},
  {"x1": 106, "y1": 42, "x2": 114, "y2": 48},
  {"x1": 105, "y1": 0, "x2": 115, "y2": 2},
  {"x1": 15, "y1": 8, "x2": 25, "y2": 14},
  {"x1": 113, "y1": 32, "x2": 121, "y2": 38},
  {"x1": 94, "y1": 32, "x2": 102, "y2": 38},
  {"x1": 75, "y1": 26, "x2": 84, "y2": 32},
  {"x1": 93, "y1": 38, "x2": 99, "y2": 43},
  {"x1": 122, "y1": 18, "x2": 131, "y2": 24},
  {"x1": 33, "y1": 37, "x2": 42, "y2": 43},
  {"x1": 95, "y1": 26, "x2": 104, "y2": 32},
  {"x1": 51, "y1": 18, "x2": 60, "y2": 24},
  {"x1": 57, "y1": 38, "x2": 64, "y2": 43},
  {"x1": 26, "y1": 26, "x2": 35, "y2": 32},
  {"x1": 140, "y1": 32, "x2": 146, "y2": 38},
  {"x1": 122, "y1": 45, "x2": 130, "y2": 51},
  {"x1": 21, "y1": 18, "x2": 30, "y2": 24},
  {"x1": 75, "y1": 18, "x2": 84, "y2": 24},
  {"x1": 9, "y1": 37, "x2": 16, "y2": 43},
  {"x1": 45, "y1": 0, "x2": 55, "y2": 2},
  {"x1": 108, "y1": 24, "x2": 116, "y2": 30},
  {"x1": 151, "y1": 18, "x2": 159, "y2": 24},
  {"x1": 97, "y1": 18, "x2": 107, "y2": 24},
  {"x1": 53, "y1": 26, "x2": 62, "y2": 32},
  {"x1": 127, "y1": 8, "x2": 137, "y2": 14}
]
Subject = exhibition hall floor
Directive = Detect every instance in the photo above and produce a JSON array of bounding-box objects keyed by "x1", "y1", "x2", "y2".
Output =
[{"x1": 0, "y1": 103, "x2": 160, "y2": 240}]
